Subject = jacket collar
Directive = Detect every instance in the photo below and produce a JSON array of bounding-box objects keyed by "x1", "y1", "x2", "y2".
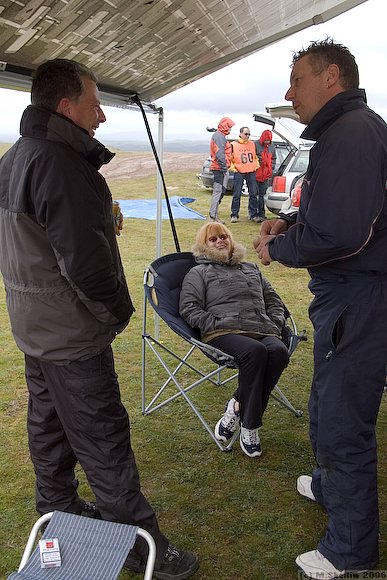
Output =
[
  {"x1": 301, "y1": 89, "x2": 368, "y2": 141},
  {"x1": 193, "y1": 242, "x2": 246, "y2": 265},
  {"x1": 20, "y1": 105, "x2": 115, "y2": 170}
]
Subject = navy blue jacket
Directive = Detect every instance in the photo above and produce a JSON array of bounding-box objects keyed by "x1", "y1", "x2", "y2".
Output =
[{"x1": 270, "y1": 89, "x2": 387, "y2": 277}]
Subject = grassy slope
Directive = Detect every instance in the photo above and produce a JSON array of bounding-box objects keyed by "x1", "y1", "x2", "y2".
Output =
[{"x1": 0, "y1": 154, "x2": 385, "y2": 579}]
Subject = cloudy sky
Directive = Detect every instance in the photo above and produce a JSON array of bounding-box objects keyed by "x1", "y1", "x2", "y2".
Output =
[{"x1": 1, "y1": 0, "x2": 386, "y2": 142}]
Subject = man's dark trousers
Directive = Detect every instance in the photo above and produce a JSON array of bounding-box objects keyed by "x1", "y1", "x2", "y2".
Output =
[
  {"x1": 25, "y1": 345, "x2": 169, "y2": 565},
  {"x1": 308, "y1": 274, "x2": 386, "y2": 571}
]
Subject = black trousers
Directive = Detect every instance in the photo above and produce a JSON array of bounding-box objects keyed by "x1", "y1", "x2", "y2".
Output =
[
  {"x1": 25, "y1": 346, "x2": 168, "y2": 564},
  {"x1": 208, "y1": 334, "x2": 289, "y2": 429},
  {"x1": 308, "y1": 275, "x2": 386, "y2": 571}
]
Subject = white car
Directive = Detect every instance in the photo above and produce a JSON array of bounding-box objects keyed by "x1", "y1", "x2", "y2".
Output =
[{"x1": 264, "y1": 145, "x2": 312, "y2": 214}]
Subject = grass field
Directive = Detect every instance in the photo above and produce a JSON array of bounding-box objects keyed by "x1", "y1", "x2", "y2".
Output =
[{"x1": 0, "y1": 150, "x2": 386, "y2": 579}]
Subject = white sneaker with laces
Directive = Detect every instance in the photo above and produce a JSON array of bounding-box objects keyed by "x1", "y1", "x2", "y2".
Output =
[
  {"x1": 214, "y1": 398, "x2": 240, "y2": 443},
  {"x1": 240, "y1": 426, "x2": 262, "y2": 457},
  {"x1": 296, "y1": 550, "x2": 346, "y2": 579},
  {"x1": 297, "y1": 475, "x2": 316, "y2": 501}
]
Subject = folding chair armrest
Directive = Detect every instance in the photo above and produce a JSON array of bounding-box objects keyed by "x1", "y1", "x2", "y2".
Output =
[
  {"x1": 18, "y1": 512, "x2": 53, "y2": 571},
  {"x1": 190, "y1": 338, "x2": 235, "y2": 366}
]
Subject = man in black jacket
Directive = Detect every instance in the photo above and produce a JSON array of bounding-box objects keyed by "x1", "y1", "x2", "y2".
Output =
[
  {"x1": 254, "y1": 39, "x2": 387, "y2": 578},
  {"x1": 0, "y1": 59, "x2": 198, "y2": 579}
]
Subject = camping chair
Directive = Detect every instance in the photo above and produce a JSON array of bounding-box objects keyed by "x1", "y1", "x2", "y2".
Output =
[
  {"x1": 142, "y1": 252, "x2": 306, "y2": 452},
  {"x1": 8, "y1": 511, "x2": 156, "y2": 580}
]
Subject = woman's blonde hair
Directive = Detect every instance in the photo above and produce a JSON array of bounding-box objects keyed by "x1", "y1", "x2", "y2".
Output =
[{"x1": 193, "y1": 222, "x2": 235, "y2": 254}]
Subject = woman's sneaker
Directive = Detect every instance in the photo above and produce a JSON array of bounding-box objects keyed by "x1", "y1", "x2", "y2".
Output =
[
  {"x1": 214, "y1": 398, "x2": 240, "y2": 443},
  {"x1": 240, "y1": 426, "x2": 262, "y2": 457}
]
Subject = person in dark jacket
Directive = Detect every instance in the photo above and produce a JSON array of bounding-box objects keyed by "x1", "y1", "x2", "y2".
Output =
[
  {"x1": 0, "y1": 59, "x2": 198, "y2": 580},
  {"x1": 179, "y1": 222, "x2": 288, "y2": 458},
  {"x1": 254, "y1": 129, "x2": 276, "y2": 221},
  {"x1": 254, "y1": 39, "x2": 387, "y2": 578}
]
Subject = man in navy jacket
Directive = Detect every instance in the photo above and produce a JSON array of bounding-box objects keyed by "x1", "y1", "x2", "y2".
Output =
[{"x1": 255, "y1": 39, "x2": 387, "y2": 578}]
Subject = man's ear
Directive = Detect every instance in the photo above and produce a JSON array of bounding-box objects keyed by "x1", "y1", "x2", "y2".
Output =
[
  {"x1": 56, "y1": 97, "x2": 72, "y2": 118},
  {"x1": 326, "y1": 63, "x2": 340, "y2": 88}
]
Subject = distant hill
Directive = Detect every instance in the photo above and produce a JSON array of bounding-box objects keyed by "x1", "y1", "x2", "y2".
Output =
[
  {"x1": 0, "y1": 139, "x2": 210, "y2": 154},
  {"x1": 103, "y1": 139, "x2": 209, "y2": 154}
]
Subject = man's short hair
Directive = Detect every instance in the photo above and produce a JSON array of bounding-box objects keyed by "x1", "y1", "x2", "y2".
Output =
[
  {"x1": 31, "y1": 59, "x2": 97, "y2": 111},
  {"x1": 292, "y1": 38, "x2": 359, "y2": 90}
]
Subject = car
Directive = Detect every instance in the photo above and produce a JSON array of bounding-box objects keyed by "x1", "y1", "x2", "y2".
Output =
[
  {"x1": 264, "y1": 145, "x2": 312, "y2": 214},
  {"x1": 279, "y1": 172, "x2": 304, "y2": 215}
]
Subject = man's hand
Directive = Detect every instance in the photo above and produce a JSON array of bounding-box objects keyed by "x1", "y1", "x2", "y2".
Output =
[
  {"x1": 258, "y1": 218, "x2": 288, "y2": 238},
  {"x1": 255, "y1": 236, "x2": 274, "y2": 265},
  {"x1": 253, "y1": 218, "x2": 288, "y2": 265}
]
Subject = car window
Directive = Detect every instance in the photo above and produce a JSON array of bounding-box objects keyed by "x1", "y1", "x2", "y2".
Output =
[
  {"x1": 288, "y1": 149, "x2": 310, "y2": 174},
  {"x1": 274, "y1": 145, "x2": 292, "y2": 171}
]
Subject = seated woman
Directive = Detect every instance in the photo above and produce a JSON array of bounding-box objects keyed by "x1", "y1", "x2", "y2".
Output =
[{"x1": 179, "y1": 222, "x2": 289, "y2": 458}]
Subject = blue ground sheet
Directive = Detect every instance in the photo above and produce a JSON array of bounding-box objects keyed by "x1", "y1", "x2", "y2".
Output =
[{"x1": 117, "y1": 196, "x2": 205, "y2": 220}]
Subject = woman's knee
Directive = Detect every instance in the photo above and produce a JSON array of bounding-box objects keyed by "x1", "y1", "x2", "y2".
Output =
[{"x1": 268, "y1": 342, "x2": 289, "y2": 368}]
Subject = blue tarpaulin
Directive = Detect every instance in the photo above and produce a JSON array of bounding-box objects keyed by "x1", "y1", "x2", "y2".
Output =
[{"x1": 117, "y1": 196, "x2": 205, "y2": 220}]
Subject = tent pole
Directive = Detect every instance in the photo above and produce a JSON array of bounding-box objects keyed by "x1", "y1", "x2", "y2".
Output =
[
  {"x1": 154, "y1": 107, "x2": 164, "y2": 339},
  {"x1": 155, "y1": 107, "x2": 164, "y2": 259}
]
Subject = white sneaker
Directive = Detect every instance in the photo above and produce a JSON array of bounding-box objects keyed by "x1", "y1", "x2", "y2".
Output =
[
  {"x1": 296, "y1": 550, "x2": 345, "y2": 579},
  {"x1": 240, "y1": 426, "x2": 262, "y2": 457},
  {"x1": 297, "y1": 475, "x2": 316, "y2": 501},
  {"x1": 230, "y1": 216, "x2": 238, "y2": 223},
  {"x1": 214, "y1": 398, "x2": 240, "y2": 443}
]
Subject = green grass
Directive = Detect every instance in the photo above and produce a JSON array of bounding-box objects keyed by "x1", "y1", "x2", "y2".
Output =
[{"x1": 0, "y1": 153, "x2": 386, "y2": 579}]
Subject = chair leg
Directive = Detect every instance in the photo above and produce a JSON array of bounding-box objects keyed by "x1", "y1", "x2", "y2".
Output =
[
  {"x1": 271, "y1": 385, "x2": 303, "y2": 417},
  {"x1": 137, "y1": 528, "x2": 156, "y2": 580}
]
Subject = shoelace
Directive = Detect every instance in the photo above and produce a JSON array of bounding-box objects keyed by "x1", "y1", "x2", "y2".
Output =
[
  {"x1": 242, "y1": 428, "x2": 260, "y2": 445},
  {"x1": 165, "y1": 545, "x2": 180, "y2": 562},
  {"x1": 222, "y1": 410, "x2": 239, "y2": 430}
]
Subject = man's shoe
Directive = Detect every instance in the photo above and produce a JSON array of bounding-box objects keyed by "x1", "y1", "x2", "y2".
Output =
[
  {"x1": 252, "y1": 216, "x2": 263, "y2": 223},
  {"x1": 230, "y1": 216, "x2": 239, "y2": 223},
  {"x1": 296, "y1": 550, "x2": 346, "y2": 579},
  {"x1": 214, "y1": 398, "x2": 240, "y2": 443},
  {"x1": 124, "y1": 544, "x2": 199, "y2": 580},
  {"x1": 240, "y1": 426, "x2": 262, "y2": 457},
  {"x1": 81, "y1": 500, "x2": 101, "y2": 519},
  {"x1": 297, "y1": 475, "x2": 316, "y2": 502}
]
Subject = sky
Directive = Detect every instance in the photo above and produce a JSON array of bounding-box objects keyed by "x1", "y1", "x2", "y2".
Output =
[{"x1": 1, "y1": 0, "x2": 386, "y2": 143}]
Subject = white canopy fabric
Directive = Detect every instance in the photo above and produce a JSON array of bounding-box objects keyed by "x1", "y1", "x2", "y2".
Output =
[{"x1": 0, "y1": 0, "x2": 368, "y2": 108}]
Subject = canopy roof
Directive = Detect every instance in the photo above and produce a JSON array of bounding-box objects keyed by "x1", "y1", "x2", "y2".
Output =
[{"x1": 0, "y1": 0, "x2": 367, "y2": 109}]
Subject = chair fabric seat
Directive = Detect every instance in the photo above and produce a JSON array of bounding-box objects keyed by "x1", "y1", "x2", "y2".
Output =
[{"x1": 8, "y1": 511, "x2": 138, "y2": 580}]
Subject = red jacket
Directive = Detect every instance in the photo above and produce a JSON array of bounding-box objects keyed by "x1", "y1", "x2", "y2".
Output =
[{"x1": 255, "y1": 130, "x2": 276, "y2": 182}]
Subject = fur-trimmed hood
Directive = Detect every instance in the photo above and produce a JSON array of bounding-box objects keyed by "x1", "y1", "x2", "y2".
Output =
[{"x1": 192, "y1": 242, "x2": 246, "y2": 266}]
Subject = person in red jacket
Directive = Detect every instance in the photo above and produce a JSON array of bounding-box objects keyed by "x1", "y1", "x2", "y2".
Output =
[
  {"x1": 255, "y1": 130, "x2": 277, "y2": 221},
  {"x1": 209, "y1": 116, "x2": 235, "y2": 222}
]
